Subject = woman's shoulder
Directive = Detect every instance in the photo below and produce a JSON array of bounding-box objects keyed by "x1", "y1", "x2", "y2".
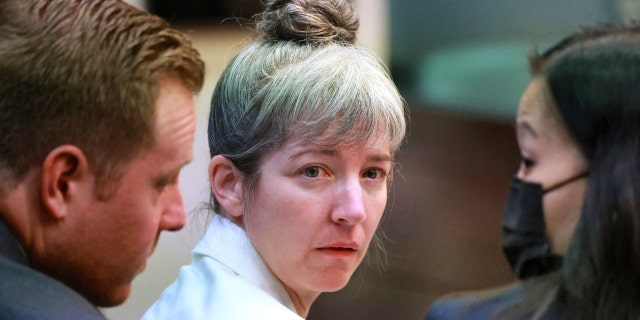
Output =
[
  {"x1": 142, "y1": 255, "x2": 302, "y2": 320},
  {"x1": 425, "y1": 282, "x2": 524, "y2": 320}
]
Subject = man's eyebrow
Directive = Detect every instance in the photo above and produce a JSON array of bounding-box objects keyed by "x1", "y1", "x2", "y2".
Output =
[
  {"x1": 181, "y1": 158, "x2": 193, "y2": 168},
  {"x1": 166, "y1": 158, "x2": 193, "y2": 177}
]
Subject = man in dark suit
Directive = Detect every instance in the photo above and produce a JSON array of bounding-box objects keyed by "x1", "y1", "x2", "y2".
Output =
[{"x1": 0, "y1": 0, "x2": 205, "y2": 318}]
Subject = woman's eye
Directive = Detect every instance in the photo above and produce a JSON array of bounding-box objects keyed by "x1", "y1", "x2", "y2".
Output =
[
  {"x1": 521, "y1": 156, "x2": 534, "y2": 168},
  {"x1": 363, "y1": 168, "x2": 384, "y2": 180},
  {"x1": 303, "y1": 166, "x2": 321, "y2": 178}
]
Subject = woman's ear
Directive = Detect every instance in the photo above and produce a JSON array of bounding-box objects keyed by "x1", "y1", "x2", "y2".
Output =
[
  {"x1": 41, "y1": 145, "x2": 91, "y2": 220},
  {"x1": 209, "y1": 155, "x2": 244, "y2": 219}
]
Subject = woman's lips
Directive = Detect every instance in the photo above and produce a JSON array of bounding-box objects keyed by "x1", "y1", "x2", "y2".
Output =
[
  {"x1": 317, "y1": 247, "x2": 356, "y2": 257},
  {"x1": 317, "y1": 242, "x2": 359, "y2": 256}
]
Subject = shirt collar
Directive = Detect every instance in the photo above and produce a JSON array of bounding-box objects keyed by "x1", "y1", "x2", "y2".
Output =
[{"x1": 193, "y1": 215, "x2": 297, "y2": 312}]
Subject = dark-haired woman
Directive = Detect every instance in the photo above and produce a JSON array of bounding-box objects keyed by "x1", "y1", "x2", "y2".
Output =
[
  {"x1": 426, "y1": 23, "x2": 640, "y2": 319},
  {"x1": 143, "y1": 0, "x2": 406, "y2": 319}
]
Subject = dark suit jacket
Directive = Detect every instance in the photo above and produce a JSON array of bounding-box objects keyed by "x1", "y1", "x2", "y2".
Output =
[
  {"x1": 0, "y1": 219, "x2": 106, "y2": 320},
  {"x1": 425, "y1": 283, "x2": 526, "y2": 320},
  {"x1": 425, "y1": 281, "x2": 569, "y2": 320}
]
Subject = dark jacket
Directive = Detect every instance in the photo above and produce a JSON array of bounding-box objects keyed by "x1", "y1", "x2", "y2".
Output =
[
  {"x1": 425, "y1": 281, "x2": 568, "y2": 320},
  {"x1": 425, "y1": 283, "x2": 527, "y2": 320},
  {"x1": 0, "y1": 219, "x2": 106, "y2": 320}
]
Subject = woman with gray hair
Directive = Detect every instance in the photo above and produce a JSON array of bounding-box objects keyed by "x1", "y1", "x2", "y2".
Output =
[{"x1": 144, "y1": 0, "x2": 406, "y2": 319}]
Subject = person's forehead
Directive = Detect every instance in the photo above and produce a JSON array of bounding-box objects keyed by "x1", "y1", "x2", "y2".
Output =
[
  {"x1": 518, "y1": 77, "x2": 549, "y2": 117},
  {"x1": 288, "y1": 128, "x2": 391, "y2": 152}
]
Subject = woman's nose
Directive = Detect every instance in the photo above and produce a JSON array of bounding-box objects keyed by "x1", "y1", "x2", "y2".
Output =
[{"x1": 331, "y1": 179, "x2": 367, "y2": 225}]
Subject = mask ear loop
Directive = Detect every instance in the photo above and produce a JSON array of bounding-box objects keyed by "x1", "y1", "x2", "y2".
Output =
[{"x1": 542, "y1": 171, "x2": 589, "y2": 194}]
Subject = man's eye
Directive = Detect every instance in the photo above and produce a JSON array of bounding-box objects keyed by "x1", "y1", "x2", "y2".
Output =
[
  {"x1": 155, "y1": 180, "x2": 169, "y2": 189},
  {"x1": 155, "y1": 174, "x2": 178, "y2": 189},
  {"x1": 303, "y1": 166, "x2": 321, "y2": 178}
]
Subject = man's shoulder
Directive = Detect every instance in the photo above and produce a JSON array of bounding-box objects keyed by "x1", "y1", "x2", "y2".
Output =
[
  {"x1": 425, "y1": 282, "x2": 523, "y2": 320},
  {"x1": 0, "y1": 256, "x2": 106, "y2": 320}
]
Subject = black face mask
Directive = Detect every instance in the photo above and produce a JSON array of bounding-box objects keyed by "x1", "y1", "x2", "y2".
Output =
[{"x1": 501, "y1": 172, "x2": 588, "y2": 280}]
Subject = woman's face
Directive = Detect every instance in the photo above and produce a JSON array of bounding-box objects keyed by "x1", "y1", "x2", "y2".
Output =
[
  {"x1": 516, "y1": 77, "x2": 590, "y2": 254},
  {"x1": 242, "y1": 131, "x2": 391, "y2": 302}
]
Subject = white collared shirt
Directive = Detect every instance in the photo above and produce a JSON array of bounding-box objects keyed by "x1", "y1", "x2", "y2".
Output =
[{"x1": 143, "y1": 215, "x2": 303, "y2": 320}]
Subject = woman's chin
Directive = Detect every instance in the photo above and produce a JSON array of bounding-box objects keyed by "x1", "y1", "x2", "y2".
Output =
[{"x1": 313, "y1": 273, "x2": 354, "y2": 293}]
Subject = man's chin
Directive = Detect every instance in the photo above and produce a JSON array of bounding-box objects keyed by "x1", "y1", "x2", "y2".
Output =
[
  {"x1": 89, "y1": 283, "x2": 132, "y2": 308},
  {"x1": 137, "y1": 260, "x2": 148, "y2": 275}
]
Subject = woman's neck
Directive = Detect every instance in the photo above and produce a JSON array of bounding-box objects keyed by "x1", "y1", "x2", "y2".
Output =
[{"x1": 283, "y1": 285, "x2": 320, "y2": 318}]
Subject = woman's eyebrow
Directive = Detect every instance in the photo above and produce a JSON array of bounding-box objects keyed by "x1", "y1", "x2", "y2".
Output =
[
  {"x1": 289, "y1": 148, "x2": 337, "y2": 161},
  {"x1": 288, "y1": 149, "x2": 391, "y2": 162},
  {"x1": 517, "y1": 121, "x2": 538, "y2": 138},
  {"x1": 368, "y1": 154, "x2": 392, "y2": 162}
]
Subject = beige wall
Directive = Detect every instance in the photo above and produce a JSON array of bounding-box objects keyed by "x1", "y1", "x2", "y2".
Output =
[{"x1": 123, "y1": 0, "x2": 147, "y2": 10}]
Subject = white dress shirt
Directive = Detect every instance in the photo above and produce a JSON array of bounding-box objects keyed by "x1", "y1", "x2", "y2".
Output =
[{"x1": 143, "y1": 215, "x2": 303, "y2": 320}]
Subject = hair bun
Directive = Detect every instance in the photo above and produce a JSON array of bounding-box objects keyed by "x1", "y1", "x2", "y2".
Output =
[{"x1": 256, "y1": 0, "x2": 359, "y2": 44}]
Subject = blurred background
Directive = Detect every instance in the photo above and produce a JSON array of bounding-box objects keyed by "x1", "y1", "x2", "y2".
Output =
[{"x1": 105, "y1": 0, "x2": 640, "y2": 319}]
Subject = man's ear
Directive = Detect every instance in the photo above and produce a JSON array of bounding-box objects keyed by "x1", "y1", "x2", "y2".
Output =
[
  {"x1": 209, "y1": 155, "x2": 244, "y2": 218},
  {"x1": 41, "y1": 145, "x2": 91, "y2": 220}
]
